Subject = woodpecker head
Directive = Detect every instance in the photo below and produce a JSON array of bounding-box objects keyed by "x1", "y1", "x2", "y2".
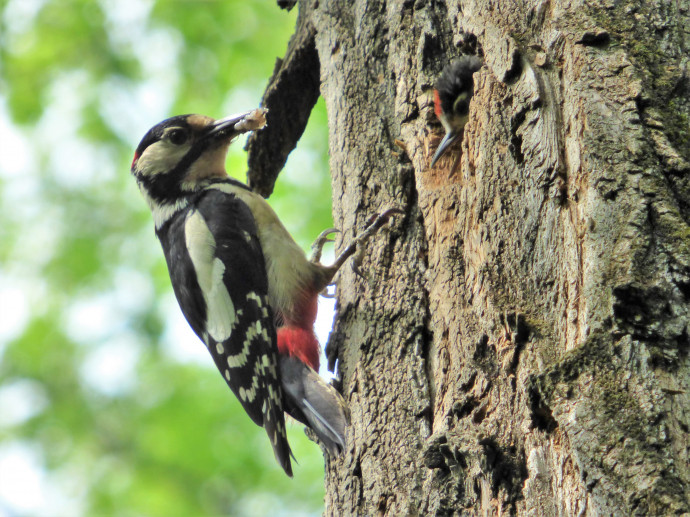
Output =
[
  {"x1": 431, "y1": 56, "x2": 482, "y2": 167},
  {"x1": 131, "y1": 110, "x2": 267, "y2": 203}
]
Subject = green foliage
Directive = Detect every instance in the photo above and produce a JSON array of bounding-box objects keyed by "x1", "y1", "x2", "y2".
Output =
[{"x1": 0, "y1": 0, "x2": 331, "y2": 515}]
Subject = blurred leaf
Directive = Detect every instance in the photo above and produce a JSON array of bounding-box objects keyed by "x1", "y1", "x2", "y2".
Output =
[{"x1": 0, "y1": 0, "x2": 330, "y2": 515}]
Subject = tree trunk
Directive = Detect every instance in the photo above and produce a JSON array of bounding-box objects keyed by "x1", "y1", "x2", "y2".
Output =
[{"x1": 259, "y1": 0, "x2": 690, "y2": 514}]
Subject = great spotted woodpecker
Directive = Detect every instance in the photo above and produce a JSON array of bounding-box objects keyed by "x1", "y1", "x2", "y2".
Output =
[
  {"x1": 131, "y1": 109, "x2": 398, "y2": 475},
  {"x1": 430, "y1": 55, "x2": 483, "y2": 167}
]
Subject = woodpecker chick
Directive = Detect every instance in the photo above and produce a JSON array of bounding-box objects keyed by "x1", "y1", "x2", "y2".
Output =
[
  {"x1": 431, "y1": 55, "x2": 483, "y2": 167},
  {"x1": 131, "y1": 110, "x2": 399, "y2": 475}
]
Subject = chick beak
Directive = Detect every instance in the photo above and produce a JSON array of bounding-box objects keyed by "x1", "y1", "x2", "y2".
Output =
[{"x1": 430, "y1": 129, "x2": 459, "y2": 168}]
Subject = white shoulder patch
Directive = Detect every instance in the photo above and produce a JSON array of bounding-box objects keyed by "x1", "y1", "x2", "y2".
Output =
[{"x1": 185, "y1": 210, "x2": 236, "y2": 342}]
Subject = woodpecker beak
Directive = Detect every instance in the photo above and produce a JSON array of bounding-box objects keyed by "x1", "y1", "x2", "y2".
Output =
[
  {"x1": 206, "y1": 109, "x2": 268, "y2": 140},
  {"x1": 430, "y1": 130, "x2": 459, "y2": 168}
]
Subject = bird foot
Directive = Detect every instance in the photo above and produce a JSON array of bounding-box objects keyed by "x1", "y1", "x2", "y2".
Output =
[
  {"x1": 319, "y1": 289, "x2": 337, "y2": 298},
  {"x1": 310, "y1": 228, "x2": 339, "y2": 263},
  {"x1": 331, "y1": 207, "x2": 404, "y2": 278},
  {"x1": 310, "y1": 208, "x2": 403, "y2": 293}
]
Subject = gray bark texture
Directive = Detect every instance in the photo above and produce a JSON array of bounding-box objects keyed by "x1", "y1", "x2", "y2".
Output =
[{"x1": 251, "y1": 0, "x2": 690, "y2": 514}]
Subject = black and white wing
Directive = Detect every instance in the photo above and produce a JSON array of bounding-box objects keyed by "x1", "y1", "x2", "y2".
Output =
[{"x1": 156, "y1": 188, "x2": 292, "y2": 475}]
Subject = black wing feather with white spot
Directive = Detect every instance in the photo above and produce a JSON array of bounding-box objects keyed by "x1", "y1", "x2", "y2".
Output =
[{"x1": 156, "y1": 188, "x2": 292, "y2": 475}]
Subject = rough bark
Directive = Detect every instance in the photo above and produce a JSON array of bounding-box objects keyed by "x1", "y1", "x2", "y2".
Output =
[
  {"x1": 245, "y1": 3, "x2": 320, "y2": 198},
  {"x1": 258, "y1": 0, "x2": 690, "y2": 514}
]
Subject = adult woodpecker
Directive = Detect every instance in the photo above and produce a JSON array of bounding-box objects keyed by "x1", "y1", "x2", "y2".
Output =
[
  {"x1": 131, "y1": 109, "x2": 397, "y2": 476},
  {"x1": 430, "y1": 55, "x2": 483, "y2": 167}
]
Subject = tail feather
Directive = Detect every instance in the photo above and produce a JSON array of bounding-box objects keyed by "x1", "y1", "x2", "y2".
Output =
[
  {"x1": 262, "y1": 381, "x2": 294, "y2": 476},
  {"x1": 279, "y1": 355, "x2": 349, "y2": 455},
  {"x1": 301, "y1": 398, "x2": 346, "y2": 454},
  {"x1": 264, "y1": 401, "x2": 293, "y2": 476}
]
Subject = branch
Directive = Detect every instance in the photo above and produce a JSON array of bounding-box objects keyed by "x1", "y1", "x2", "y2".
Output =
[{"x1": 245, "y1": 5, "x2": 320, "y2": 198}]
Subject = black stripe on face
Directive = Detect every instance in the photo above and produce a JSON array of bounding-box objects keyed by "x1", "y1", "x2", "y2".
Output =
[
  {"x1": 135, "y1": 140, "x2": 215, "y2": 203},
  {"x1": 132, "y1": 115, "x2": 222, "y2": 202}
]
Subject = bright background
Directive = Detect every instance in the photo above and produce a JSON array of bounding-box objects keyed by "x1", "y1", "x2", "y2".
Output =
[{"x1": 0, "y1": 1, "x2": 335, "y2": 515}]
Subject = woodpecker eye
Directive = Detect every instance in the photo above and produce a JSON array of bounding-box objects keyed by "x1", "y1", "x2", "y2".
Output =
[
  {"x1": 167, "y1": 128, "x2": 188, "y2": 145},
  {"x1": 453, "y1": 92, "x2": 470, "y2": 116}
]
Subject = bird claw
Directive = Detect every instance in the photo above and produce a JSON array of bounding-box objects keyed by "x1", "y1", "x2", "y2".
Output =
[
  {"x1": 319, "y1": 288, "x2": 337, "y2": 299},
  {"x1": 312, "y1": 208, "x2": 403, "y2": 293},
  {"x1": 310, "y1": 228, "x2": 340, "y2": 263},
  {"x1": 350, "y1": 249, "x2": 366, "y2": 278},
  {"x1": 332, "y1": 207, "x2": 404, "y2": 278},
  {"x1": 366, "y1": 207, "x2": 405, "y2": 228}
]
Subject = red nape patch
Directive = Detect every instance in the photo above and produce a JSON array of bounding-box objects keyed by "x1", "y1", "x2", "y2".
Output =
[
  {"x1": 131, "y1": 151, "x2": 140, "y2": 169},
  {"x1": 433, "y1": 89, "x2": 442, "y2": 119},
  {"x1": 277, "y1": 327, "x2": 320, "y2": 371}
]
